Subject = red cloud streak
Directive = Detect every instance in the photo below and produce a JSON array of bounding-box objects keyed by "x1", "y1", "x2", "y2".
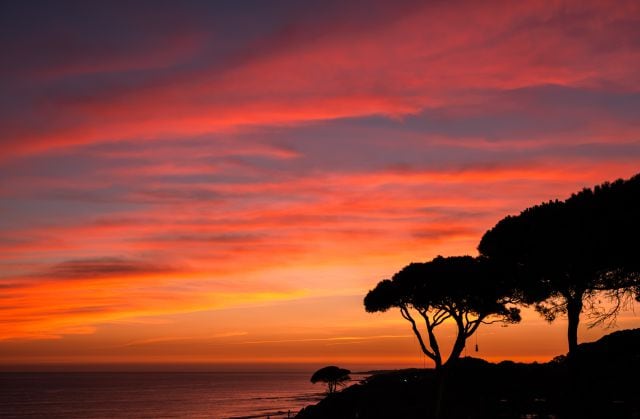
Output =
[{"x1": 1, "y1": 0, "x2": 639, "y2": 364}]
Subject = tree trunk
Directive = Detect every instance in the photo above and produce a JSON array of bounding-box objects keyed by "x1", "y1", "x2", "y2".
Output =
[
  {"x1": 433, "y1": 367, "x2": 447, "y2": 419},
  {"x1": 566, "y1": 296, "x2": 583, "y2": 358},
  {"x1": 444, "y1": 320, "x2": 467, "y2": 367},
  {"x1": 426, "y1": 326, "x2": 442, "y2": 369},
  {"x1": 445, "y1": 337, "x2": 466, "y2": 367},
  {"x1": 433, "y1": 323, "x2": 467, "y2": 418},
  {"x1": 565, "y1": 295, "x2": 584, "y2": 416},
  {"x1": 433, "y1": 355, "x2": 442, "y2": 369}
]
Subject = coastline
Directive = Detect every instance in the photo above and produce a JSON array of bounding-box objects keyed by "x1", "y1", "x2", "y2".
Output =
[{"x1": 295, "y1": 329, "x2": 640, "y2": 418}]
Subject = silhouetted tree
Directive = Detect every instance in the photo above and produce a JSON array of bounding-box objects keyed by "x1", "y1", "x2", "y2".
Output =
[
  {"x1": 364, "y1": 256, "x2": 520, "y2": 369},
  {"x1": 479, "y1": 174, "x2": 640, "y2": 357},
  {"x1": 310, "y1": 366, "x2": 351, "y2": 394}
]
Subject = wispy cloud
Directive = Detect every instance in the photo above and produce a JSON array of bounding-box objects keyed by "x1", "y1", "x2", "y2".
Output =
[
  {"x1": 122, "y1": 331, "x2": 249, "y2": 347},
  {"x1": 39, "y1": 257, "x2": 178, "y2": 280},
  {"x1": 1, "y1": 0, "x2": 639, "y2": 361},
  {"x1": 242, "y1": 335, "x2": 410, "y2": 345}
]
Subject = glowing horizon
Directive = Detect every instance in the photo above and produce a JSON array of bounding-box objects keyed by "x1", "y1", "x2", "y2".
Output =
[{"x1": 1, "y1": 0, "x2": 639, "y2": 369}]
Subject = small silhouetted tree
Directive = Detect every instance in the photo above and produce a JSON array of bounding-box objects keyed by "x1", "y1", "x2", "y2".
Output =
[
  {"x1": 479, "y1": 174, "x2": 640, "y2": 357},
  {"x1": 364, "y1": 255, "x2": 520, "y2": 369},
  {"x1": 310, "y1": 366, "x2": 351, "y2": 394}
]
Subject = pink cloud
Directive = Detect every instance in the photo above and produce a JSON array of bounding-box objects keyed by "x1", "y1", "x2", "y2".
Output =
[
  {"x1": 3, "y1": 0, "x2": 640, "y2": 159},
  {"x1": 2, "y1": 1, "x2": 639, "y2": 359}
]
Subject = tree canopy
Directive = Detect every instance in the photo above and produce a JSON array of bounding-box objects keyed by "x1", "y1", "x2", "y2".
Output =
[
  {"x1": 364, "y1": 255, "x2": 520, "y2": 369},
  {"x1": 479, "y1": 174, "x2": 640, "y2": 355},
  {"x1": 310, "y1": 366, "x2": 351, "y2": 394}
]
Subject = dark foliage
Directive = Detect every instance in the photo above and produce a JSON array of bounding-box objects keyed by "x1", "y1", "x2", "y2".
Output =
[
  {"x1": 364, "y1": 256, "x2": 520, "y2": 368},
  {"x1": 311, "y1": 366, "x2": 351, "y2": 394},
  {"x1": 478, "y1": 173, "x2": 640, "y2": 355}
]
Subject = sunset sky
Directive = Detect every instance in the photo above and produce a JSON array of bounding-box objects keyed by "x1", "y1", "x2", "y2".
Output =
[{"x1": 1, "y1": 0, "x2": 639, "y2": 369}]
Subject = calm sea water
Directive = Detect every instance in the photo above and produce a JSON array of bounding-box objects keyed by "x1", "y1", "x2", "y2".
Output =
[{"x1": 0, "y1": 371, "x2": 365, "y2": 418}]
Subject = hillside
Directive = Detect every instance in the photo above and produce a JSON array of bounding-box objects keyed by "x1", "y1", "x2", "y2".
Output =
[{"x1": 296, "y1": 329, "x2": 640, "y2": 419}]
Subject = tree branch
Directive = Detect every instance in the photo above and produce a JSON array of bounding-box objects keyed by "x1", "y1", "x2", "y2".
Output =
[
  {"x1": 585, "y1": 288, "x2": 636, "y2": 328},
  {"x1": 466, "y1": 317, "x2": 483, "y2": 337},
  {"x1": 464, "y1": 312, "x2": 471, "y2": 330},
  {"x1": 399, "y1": 306, "x2": 438, "y2": 362},
  {"x1": 432, "y1": 309, "x2": 450, "y2": 327},
  {"x1": 417, "y1": 310, "x2": 442, "y2": 366},
  {"x1": 481, "y1": 318, "x2": 505, "y2": 325}
]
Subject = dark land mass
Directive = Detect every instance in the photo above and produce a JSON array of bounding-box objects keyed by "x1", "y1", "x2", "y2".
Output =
[{"x1": 296, "y1": 328, "x2": 640, "y2": 419}]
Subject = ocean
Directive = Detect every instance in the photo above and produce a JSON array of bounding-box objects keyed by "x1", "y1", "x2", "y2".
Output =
[{"x1": 0, "y1": 371, "x2": 366, "y2": 418}]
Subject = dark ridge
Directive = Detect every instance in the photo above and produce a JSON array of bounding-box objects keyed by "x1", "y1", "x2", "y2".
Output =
[{"x1": 296, "y1": 328, "x2": 640, "y2": 419}]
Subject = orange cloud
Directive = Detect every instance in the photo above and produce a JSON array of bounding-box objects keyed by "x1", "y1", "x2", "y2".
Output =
[{"x1": 2, "y1": 0, "x2": 640, "y2": 364}]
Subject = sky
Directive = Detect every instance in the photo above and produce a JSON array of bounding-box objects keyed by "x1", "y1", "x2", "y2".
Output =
[{"x1": 1, "y1": 0, "x2": 639, "y2": 369}]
